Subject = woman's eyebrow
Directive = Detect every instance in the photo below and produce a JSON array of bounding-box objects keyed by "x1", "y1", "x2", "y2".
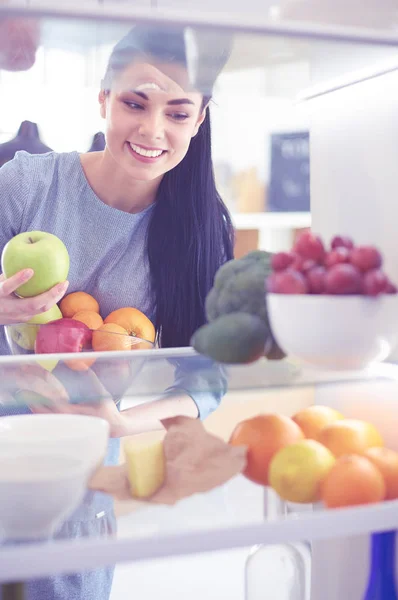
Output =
[
  {"x1": 130, "y1": 89, "x2": 195, "y2": 106},
  {"x1": 167, "y1": 98, "x2": 195, "y2": 106}
]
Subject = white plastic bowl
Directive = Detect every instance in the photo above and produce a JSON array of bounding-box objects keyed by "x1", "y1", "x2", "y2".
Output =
[
  {"x1": 0, "y1": 453, "x2": 89, "y2": 541},
  {"x1": 0, "y1": 414, "x2": 110, "y2": 474},
  {"x1": 267, "y1": 293, "x2": 398, "y2": 370}
]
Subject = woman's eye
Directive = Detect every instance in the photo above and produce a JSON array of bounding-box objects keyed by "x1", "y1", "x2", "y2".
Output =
[
  {"x1": 124, "y1": 101, "x2": 144, "y2": 110},
  {"x1": 169, "y1": 113, "x2": 189, "y2": 122}
]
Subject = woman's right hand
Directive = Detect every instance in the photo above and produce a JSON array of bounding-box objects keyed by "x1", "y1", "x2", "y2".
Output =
[{"x1": 0, "y1": 269, "x2": 69, "y2": 325}]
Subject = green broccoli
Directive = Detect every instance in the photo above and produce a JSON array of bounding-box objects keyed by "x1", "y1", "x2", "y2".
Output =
[
  {"x1": 205, "y1": 250, "x2": 273, "y2": 322},
  {"x1": 191, "y1": 250, "x2": 285, "y2": 364},
  {"x1": 191, "y1": 312, "x2": 269, "y2": 364}
]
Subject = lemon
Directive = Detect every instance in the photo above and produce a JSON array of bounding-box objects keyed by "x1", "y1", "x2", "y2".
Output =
[{"x1": 269, "y1": 439, "x2": 336, "y2": 503}]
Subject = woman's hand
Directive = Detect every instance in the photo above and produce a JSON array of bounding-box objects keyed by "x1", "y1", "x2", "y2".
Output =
[
  {"x1": 0, "y1": 270, "x2": 69, "y2": 325},
  {"x1": 28, "y1": 367, "x2": 127, "y2": 438},
  {"x1": 0, "y1": 361, "x2": 126, "y2": 436},
  {"x1": 0, "y1": 362, "x2": 70, "y2": 407}
]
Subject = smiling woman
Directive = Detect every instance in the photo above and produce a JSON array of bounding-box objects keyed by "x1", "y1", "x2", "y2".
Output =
[
  {"x1": 80, "y1": 24, "x2": 234, "y2": 347},
  {"x1": 0, "y1": 21, "x2": 233, "y2": 600}
]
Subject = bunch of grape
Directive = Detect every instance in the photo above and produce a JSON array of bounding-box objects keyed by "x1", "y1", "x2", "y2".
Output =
[{"x1": 267, "y1": 233, "x2": 398, "y2": 296}]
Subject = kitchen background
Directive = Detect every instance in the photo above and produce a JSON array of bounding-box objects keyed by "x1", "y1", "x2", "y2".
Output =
[{"x1": 0, "y1": 18, "x2": 314, "y2": 258}]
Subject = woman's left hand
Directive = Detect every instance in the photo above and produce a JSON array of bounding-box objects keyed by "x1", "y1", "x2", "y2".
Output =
[{"x1": 30, "y1": 368, "x2": 127, "y2": 438}]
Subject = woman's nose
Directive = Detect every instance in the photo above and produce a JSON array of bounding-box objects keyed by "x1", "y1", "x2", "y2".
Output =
[{"x1": 137, "y1": 112, "x2": 164, "y2": 141}]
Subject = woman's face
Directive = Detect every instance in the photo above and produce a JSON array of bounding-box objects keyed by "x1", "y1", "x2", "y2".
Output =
[{"x1": 99, "y1": 60, "x2": 206, "y2": 182}]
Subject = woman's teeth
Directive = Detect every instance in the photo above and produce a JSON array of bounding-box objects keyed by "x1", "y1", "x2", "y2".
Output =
[{"x1": 129, "y1": 143, "x2": 163, "y2": 158}]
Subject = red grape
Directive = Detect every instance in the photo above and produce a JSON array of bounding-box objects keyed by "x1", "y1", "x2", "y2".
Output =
[
  {"x1": 331, "y1": 235, "x2": 354, "y2": 250},
  {"x1": 306, "y1": 266, "x2": 326, "y2": 294},
  {"x1": 271, "y1": 252, "x2": 294, "y2": 272},
  {"x1": 363, "y1": 269, "x2": 389, "y2": 296},
  {"x1": 294, "y1": 232, "x2": 326, "y2": 263},
  {"x1": 324, "y1": 247, "x2": 351, "y2": 269},
  {"x1": 350, "y1": 246, "x2": 382, "y2": 273},
  {"x1": 290, "y1": 253, "x2": 305, "y2": 271},
  {"x1": 301, "y1": 259, "x2": 317, "y2": 273},
  {"x1": 386, "y1": 280, "x2": 398, "y2": 294},
  {"x1": 266, "y1": 270, "x2": 308, "y2": 294},
  {"x1": 325, "y1": 264, "x2": 363, "y2": 295},
  {"x1": 291, "y1": 253, "x2": 316, "y2": 273}
]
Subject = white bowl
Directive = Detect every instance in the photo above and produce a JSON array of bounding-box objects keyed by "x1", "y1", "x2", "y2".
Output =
[
  {"x1": 267, "y1": 293, "x2": 398, "y2": 370},
  {"x1": 0, "y1": 414, "x2": 110, "y2": 474},
  {"x1": 0, "y1": 453, "x2": 88, "y2": 541}
]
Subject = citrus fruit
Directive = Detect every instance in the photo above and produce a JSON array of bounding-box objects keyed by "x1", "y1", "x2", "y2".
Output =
[
  {"x1": 318, "y1": 419, "x2": 383, "y2": 458},
  {"x1": 292, "y1": 405, "x2": 344, "y2": 440},
  {"x1": 59, "y1": 291, "x2": 100, "y2": 318},
  {"x1": 104, "y1": 307, "x2": 155, "y2": 343},
  {"x1": 364, "y1": 447, "x2": 398, "y2": 501},
  {"x1": 321, "y1": 454, "x2": 386, "y2": 508},
  {"x1": 229, "y1": 414, "x2": 304, "y2": 485},
  {"x1": 92, "y1": 323, "x2": 130, "y2": 352},
  {"x1": 72, "y1": 310, "x2": 104, "y2": 330},
  {"x1": 269, "y1": 439, "x2": 336, "y2": 503}
]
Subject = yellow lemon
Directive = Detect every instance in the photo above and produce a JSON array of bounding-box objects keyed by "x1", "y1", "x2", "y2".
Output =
[{"x1": 269, "y1": 439, "x2": 336, "y2": 504}]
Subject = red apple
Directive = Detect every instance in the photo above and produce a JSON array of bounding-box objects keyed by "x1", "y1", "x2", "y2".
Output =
[
  {"x1": 294, "y1": 232, "x2": 326, "y2": 263},
  {"x1": 34, "y1": 318, "x2": 92, "y2": 354}
]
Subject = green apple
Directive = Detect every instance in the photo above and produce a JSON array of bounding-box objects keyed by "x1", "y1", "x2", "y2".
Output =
[
  {"x1": 1, "y1": 230, "x2": 69, "y2": 298},
  {"x1": 35, "y1": 357, "x2": 59, "y2": 372},
  {"x1": 14, "y1": 390, "x2": 50, "y2": 407},
  {"x1": 9, "y1": 304, "x2": 62, "y2": 351}
]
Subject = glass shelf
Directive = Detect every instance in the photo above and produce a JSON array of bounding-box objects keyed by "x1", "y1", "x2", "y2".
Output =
[
  {"x1": 1, "y1": 476, "x2": 398, "y2": 584},
  {"x1": 0, "y1": 347, "x2": 397, "y2": 407},
  {"x1": 1, "y1": 349, "x2": 398, "y2": 584}
]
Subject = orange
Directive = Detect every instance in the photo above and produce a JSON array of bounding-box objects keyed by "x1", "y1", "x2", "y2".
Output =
[
  {"x1": 321, "y1": 454, "x2": 386, "y2": 508},
  {"x1": 65, "y1": 356, "x2": 96, "y2": 372},
  {"x1": 229, "y1": 414, "x2": 304, "y2": 486},
  {"x1": 92, "y1": 323, "x2": 130, "y2": 352},
  {"x1": 318, "y1": 419, "x2": 383, "y2": 458},
  {"x1": 72, "y1": 310, "x2": 104, "y2": 331},
  {"x1": 364, "y1": 447, "x2": 398, "y2": 501},
  {"x1": 60, "y1": 292, "x2": 100, "y2": 318},
  {"x1": 292, "y1": 405, "x2": 344, "y2": 440},
  {"x1": 104, "y1": 307, "x2": 155, "y2": 344}
]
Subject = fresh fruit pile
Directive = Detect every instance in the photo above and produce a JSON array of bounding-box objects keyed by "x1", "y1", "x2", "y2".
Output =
[
  {"x1": 229, "y1": 405, "x2": 398, "y2": 509},
  {"x1": 267, "y1": 232, "x2": 398, "y2": 296},
  {"x1": 32, "y1": 292, "x2": 156, "y2": 371},
  {"x1": 2, "y1": 231, "x2": 156, "y2": 371}
]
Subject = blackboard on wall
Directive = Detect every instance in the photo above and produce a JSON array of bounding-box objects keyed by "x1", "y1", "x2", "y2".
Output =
[{"x1": 268, "y1": 131, "x2": 310, "y2": 212}]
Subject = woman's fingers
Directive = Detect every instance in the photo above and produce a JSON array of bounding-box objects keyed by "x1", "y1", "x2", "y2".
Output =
[
  {"x1": 16, "y1": 280, "x2": 69, "y2": 317},
  {"x1": 0, "y1": 363, "x2": 70, "y2": 405},
  {"x1": 0, "y1": 274, "x2": 69, "y2": 324},
  {"x1": 0, "y1": 269, "x2": 33, "y2": 297}
]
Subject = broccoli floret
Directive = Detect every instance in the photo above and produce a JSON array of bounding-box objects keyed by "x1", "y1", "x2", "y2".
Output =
[
  {"x1": 200, "y1": 250, "x2": 285, "y2": 363},
  {"x1": 191, "y1": 312, "x2": 269, "y2": 364},
  {"x1": 206, "y1": 251, "x2": 274, "y2": 323}
]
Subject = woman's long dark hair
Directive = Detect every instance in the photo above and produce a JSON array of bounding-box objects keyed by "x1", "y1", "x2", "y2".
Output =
[{"x1": 104, "y1": 25, "x2": 234, "y2": 347}]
